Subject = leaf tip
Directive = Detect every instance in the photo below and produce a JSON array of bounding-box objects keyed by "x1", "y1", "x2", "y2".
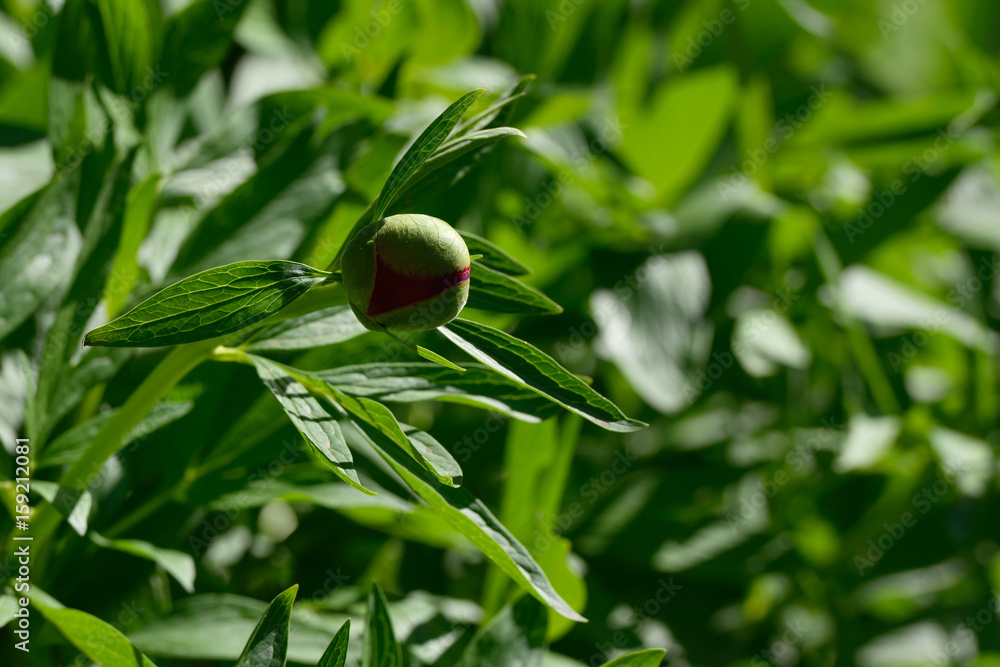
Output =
[{"x1": 619, "y1": 418, "x2": 649, "y2": 432}]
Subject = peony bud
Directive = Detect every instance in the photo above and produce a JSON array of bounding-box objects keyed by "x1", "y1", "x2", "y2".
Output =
[{"x1": 341, "y1": 214, "x2": 471, "y2": 332}]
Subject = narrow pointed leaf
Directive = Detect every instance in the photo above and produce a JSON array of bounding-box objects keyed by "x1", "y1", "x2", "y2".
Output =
[
  {"x1": 315, "y1": 362, "x2": 557, "y2": 422},
  {"x1": 352, "y1": 307, "x2": 465, "y2": 372},
  {"x1": 467, "y1": 263, "x2": 562, "y2": 315},
  {"x1": 84, "y1": 260, "x2": 327, "y2": 347},
  {"x1": 245, "y1": 305, "x2": 368, "y2": 351},
  {"x1": 414, "y1": 344, "x2": 466, "y2": 372},
  {"x1": 371, "y1": 89, "x2": 483, "y2": 221},
  {"x1": 458, "y1": 596, "x2": 547, "y2": 667},
  {"x1": 324, "y1": 388, "x2": 586, "y2": 622},
  {"x1": 401, "y1": 423, "x2": 463, "y2": 487},
  {"x1": 408, "y1": 128, "x2": 525, "y2": 188},
  {"x1": 236, "y1": 585, "x2": 298, "y2": 667},
  {"x1": 459, "y1": 231, "x2": 531, "y2": 276},
  {"x1": 306, "y1": 374, "x2": 462, "y2": 487},
  {"x1": 442, "y1": 319, "x2": 647, "y2": 433},
  {"x1": 603, "y1": 649, "x2": 668, "y2": 666},
  {"x1": 251, "y1": 355, "x2": 375, "y2": 496},
  {"x1": 363, "y1": 585, "x2": 402, "y2": 667},
  {"x1": 90, "y1": 532, "x2": 196, "y2": 594},
  {"x1": 33, "y1": 480, "x2": 92, "y2": 536},
  {"x1": 32, "y1": 595, "x2": 158, "y2": 667},
  {"x1": 318, "y1": 619, "x2": 351, "y2": 667},
  {"x1": 456, "y1": 75, "x2": 535, "y2": 134}
]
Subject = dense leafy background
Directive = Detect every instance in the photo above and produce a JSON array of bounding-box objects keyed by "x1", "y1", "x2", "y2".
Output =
[{"x1": 1, "y1": 0, "x2": 1000, "y2": 665}]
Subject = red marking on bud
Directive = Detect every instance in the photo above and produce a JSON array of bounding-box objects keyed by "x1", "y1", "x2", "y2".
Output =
[{"x1": 366, "y1": 254, "x2": 470, "y2": 317}]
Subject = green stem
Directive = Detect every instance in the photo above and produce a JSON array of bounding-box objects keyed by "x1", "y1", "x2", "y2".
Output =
[
  {"x1": 812, "y1": 230, "x2": 900, "y2": 415},
  {"x1": 975, "y1": 347, "x2": 996, "y2": 430},
  {"x1": 14, "y1": 340, "x2": 215, "y2": 566},
  {"x1": 9, "y1": 283, "x2": 348, "y2": 569}
]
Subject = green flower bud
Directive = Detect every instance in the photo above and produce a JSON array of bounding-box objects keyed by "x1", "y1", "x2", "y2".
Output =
[{"x1": 341, "y1": 214, "x2": 471, "y2": 332}]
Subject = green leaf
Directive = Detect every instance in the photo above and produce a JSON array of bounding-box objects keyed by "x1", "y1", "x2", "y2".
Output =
[
  {"x1": 371, "y1": 89, "x2": 483, "y2": 221},
  {"x1": 442, "y1": 319, "x2": 646, "y2": 433},
  {"x1": 620, "y1": 65, "x2": 738, "y2": 205},
  {"x1": 245, "y1": 305, "x2": 368, "y2": 352},
  {"x1": 459, "y1": 231, "x2": 531, "y2": 276},
  {"x1": 602, "y1": 648, "x2": 668, "y2": 666},
  {"x1": 106, "y1": 173, "x2": 161, "y2": 318},
  {"x1": 400, "y1": 422, "x2": 464, "y2": 487},
  {"x1": 209, "y1": 481, "x2": 411, "y2": 514},
  {"x1": 250, "y1": 355, "x2": 374, "y2": 496},
  {"x1": 94, "y1": 0, "x2": 160, "y2": 95},
  {"x1": 171, "y1": 120, "x2": 324, "y2": 274},
  {"x1": 90, "y1": 532, "x2": 196, "y2": 594},
  {"x1": 84, "y1": 260, "x2": 327, "y2": 347},
  {"x1": 363, "y1": 585, "x2": 403, "y2": 667},
  {"x1": 318, "y1": 619, "x2": 350, "y2": 667},
  {"x1": 33, "y1": 480, "x2": 93, "y2": 536},
  {"x1": 0, "y1": 595, "x2": 18, "y2": 629},
  {"x1": 413, "y1": 344, "x2": 466, "y2": 372},
  {"x1": 327, "y1": 388, "x2": 586, "y2": 622},
  {"x1": 467, "y1": 263, "x2": 562, "y2": 315},
  {"x1": 483, "y1": 418, "x2": 586, "y2": 636},
  {"x1": 161, "y1": 0, "x2": 251, "y2": 97},
  {"x1": 456, "y1": 75, "x2": 536, "y2": 134},
  {"x1": 351, "y1": 306, "x2": 466, "y2": 372},
  {"x1": 305, "y1": 373, "x2": 462, "y2": 487},
  {"x1": 315, "y1": 362, "x2": 557, "y2": 422},
  {"x1": 0, "y1": 184, "x2": 78, "y2": 341},
  {"x1": 459, "y1": 596, "x2": 547, "y2": 667},
  {"x1": 405, "y1": 127, "x2": 525, "y2": 192},
  {"x1": 236, "y1": 585, "x2": 298, "y2": 667},
  {"x1": 39, "y1": 401, "x2": 193, "y2": 468},
  {"x1": 32, "y1": 594, "x2": 158, "y2": 667},
  {"x1": 128, "y1": 593, "x2": 348, "y2": 663}
]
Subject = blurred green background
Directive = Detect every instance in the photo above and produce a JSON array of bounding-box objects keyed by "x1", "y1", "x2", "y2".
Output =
[{"x1": 2, "y1": 0, "x2": 1000, "y2": 665}]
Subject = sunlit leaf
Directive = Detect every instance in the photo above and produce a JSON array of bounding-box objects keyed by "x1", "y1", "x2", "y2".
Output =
[
  {"x1": 442, "y1": 319, "x2": 646, "y2": 433},
  {"x1": 251, "y1": 355, "x2": 374, "y2": 496},
  {"x1": 84, "y1": 260, "x2": 327, "y2": 347},
  {"x1": 236, "y1": 585, "x2": 298, "y2": 667},
  {"x1": 362, "y1": 585, "x2": 402, "y2": 667}
]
